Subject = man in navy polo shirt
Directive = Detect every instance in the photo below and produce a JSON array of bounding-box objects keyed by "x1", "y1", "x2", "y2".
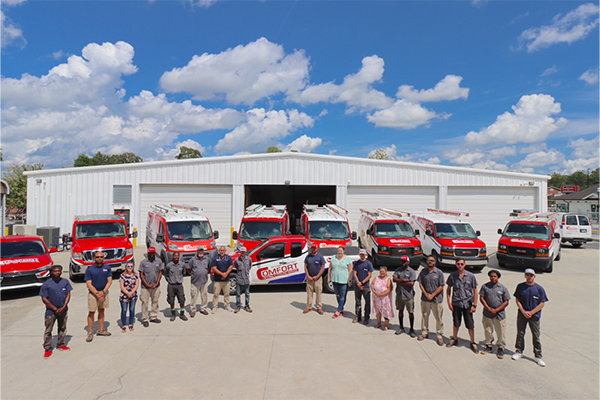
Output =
[
  {"x1": 40, "y1": 265, "x2": 72, "y2": 358},
  {"x1": 85, "y1": 251, "x2": 113, "y2": 342},
  {"x1": 352, "y1": 249, "x2": 373, "y2": 324},
  {"x1": 303, "y1": 243, "x2": 326, "y2": 315},
  {"x1": 211, "y1": 246, "x2": 234, "y2": 312}
]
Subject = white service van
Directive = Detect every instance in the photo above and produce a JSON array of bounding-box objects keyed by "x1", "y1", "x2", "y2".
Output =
[{"x1": 560, "y1": 213, "x2": 593, "y2": 248}]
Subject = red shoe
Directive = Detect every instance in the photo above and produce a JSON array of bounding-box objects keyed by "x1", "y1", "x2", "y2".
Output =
[
  {"x1": 44, "y1": 350, "x2": 52, "y2": 358},
  {"x1": 57, "y1": 345, "x2": 70, "y2": 351}
]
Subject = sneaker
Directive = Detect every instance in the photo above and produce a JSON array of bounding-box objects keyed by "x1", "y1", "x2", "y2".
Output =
[
  {"x1": 446, "y1": 338, "x2": 457, "y2": 348},
  {"x1": 44, "y1": 350, "x2": 52, "y2": 358},
  {"x1": 150, "y1": 318, "x2": 161, "y2": 324},
  {"x1": 211, "y1": 308, "x2": 217, "y2": 314},
  {"x1": 395, "y1": 328, "x2": 404, "y2": 335},
  {"x1": 96, "y1": 330, "x2": 111, "y2": 337},
  {"x1": 170, "y1": 311, "x2": 177, "y2": 322},
  {"x1": 245, "y1": 306, "x2": 252, "y2": 313},
  {"x1": 470, "y1": 342, "x2": 479, "y2": 354},
  {"x1": 200, "y1": 310, "x2": 209, "y2": 315},
  {"x1": 142, "y1": 321, "x2": 149, "y2": 328},
  {"x1": 57, "y1": 345, "x2": 70, "y2": 351},
  {"x1": 417, "y1": 333, "x2": 428, "y2": 341},
  {"x1": 352, "y1": 317, "x2": 360, "y2": 324},
  {"x1": 497, "y1": 348, "x2": 504, "y2": 359},
  {"x1": 86, "y1": 333, "x2": 94, "y2": 342},
  {"x1": 535, "y1": 357, "x2": 546, "y2": 367},
  {"x1": 437, "y1": 338, "x2": 445, "y2": 346},
  {"x1": 234, "y1": 307, "x2": 241, "y2": 314},
  {"x1": 317, "y1": 309, "x2": 324, "y2": 315},
  {"x1": 190, "y1": 311, "x2": 196, "y2": 318},
  {"x1": 180, "y1": 312, "x2": 188, "y2": 321},
  {"x1": 512, "y1": 351, "x2": 523, "y2": 361},
  {"x1": 226, "y1": 307, "x2": 234, "y2": 312},
  {"x1": 482, "y1": 345, "x2": 493, "y2": 354},
  {"x1": 362, "y1": 318, "x2": 370, "y2": 326},
  {"x1": 303, "y1": 308, "x2": 312, "y2": 314},
  {"x1": 409, "y1": 330, "x2": 416, "y2": 338}
]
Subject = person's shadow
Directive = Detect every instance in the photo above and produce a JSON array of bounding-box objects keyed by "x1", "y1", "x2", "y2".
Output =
[{"x1": 83, "y1": 321, "x2": 111, "y2": 334}]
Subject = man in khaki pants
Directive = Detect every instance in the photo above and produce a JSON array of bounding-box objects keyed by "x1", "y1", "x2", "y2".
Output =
[
  {"x1": 139, "y1": 247, "x2": 164, "y2": 327},
  {"x1": 303, "y1": 243, "x2": 326, "y2": 315},
  {"x1": 211, "y1": 246, "x2": 234, "y2": 312},
  {"x1": 479, "y1": 269, "x2": 510, "y2": 359},
  {"x1": 417, "y1": 255, "x2": 445, "y2": 346}
]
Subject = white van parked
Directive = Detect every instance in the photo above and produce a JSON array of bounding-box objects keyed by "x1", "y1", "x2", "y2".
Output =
[{"x1": 560, "y1": 213, "x2": 593, "y2": 248}]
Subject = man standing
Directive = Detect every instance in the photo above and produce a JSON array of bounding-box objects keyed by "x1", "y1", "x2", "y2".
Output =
[
  {"x1": 139, "y1": 247, "x2": 164, "y2": 327},
  {"x1": 352, "y1": 249, "x2": 373, "y2": 324},
  {"x1": 187, "y1": 246, "x2": 210, "y2": 317},
  {"x1": 85, "y1": 251, "x2": 113, "y2": 342},
  {"x1": 40, "y1": 265, "x2": 72, "y2": 358},
  {"x1": 164, "y1": 252, "x2": 188, "y2": 321},
  {"x1": 446, "y1": 258, "x2": 479, "y2": 353},
  {"x1": 417, "y1": 255, "x2": 445, "y2": 346},
  {"x1": 512, "y1": 268, "x2": 548, "y2": 367},
  {"x1": 211, "y1": 246, "x2": 234, "y2": 312},
  {"x1": 234, "y1": 247, "x2": 252, "y2": 313},
  {"x1": 392, "y1": 256, "x2": 417, "y2": 337},
  {"x1": 303, "y1": 243, "x2": 326, "y2": 315},
  {"x1": 479, "y1": 269, "x2": 510, "y2": 359}
]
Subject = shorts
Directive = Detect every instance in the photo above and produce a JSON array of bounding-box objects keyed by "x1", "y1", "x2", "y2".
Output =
[
  {"x1": 167, "y1": 283, "x2": 185, "y2": 305},
  {"x1": 88, "y1": 291, "x2": 109, "y2": 312},
  {"x1": 452, "y1": 305, "x2": 474, "y2": 329},
  {"x1": 395, "y1": 296, "x2": 415, "y2": 313}
]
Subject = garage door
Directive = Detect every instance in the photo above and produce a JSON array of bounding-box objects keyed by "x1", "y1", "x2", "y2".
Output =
[
  {"x1": 347, "y1": 186, "x2": 438, "y2": 233},
  {"x1": 139, "y1": 184, "x2": 232, "y2": 246},
  {"x1": 447, "y1": 186, "x2": 537, "y2": 247}
]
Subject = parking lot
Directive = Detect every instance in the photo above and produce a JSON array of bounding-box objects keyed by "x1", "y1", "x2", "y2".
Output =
[{"x1": 1, "y1": 242, "x2": 599, "y2": 400}]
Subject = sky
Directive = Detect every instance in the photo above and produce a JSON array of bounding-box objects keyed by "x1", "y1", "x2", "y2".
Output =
[{"x1": 1, "y1": 0, "x2": 598, "y2": 175}]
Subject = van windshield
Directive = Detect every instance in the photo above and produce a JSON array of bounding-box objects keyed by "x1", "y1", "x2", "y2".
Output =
[
  {"x1": 76, "y1": 222, "x2": 126, "y2": 239},
  {"x1": 435, "y1": 223, "x2": 478, "y2": 239},
  {"x1": 503, "y1": 223, "x2": 550, "y2": 241},
  {"x1": 375, "y1": 222, "x2": 414, "y2": 238},
  {"x1": 167, "y1": 221, "x2": 213, "y2": 241},
  {"x1": 239, "y1": 221, "x2": 283, "y2": 241},
  {"x1": 308, "y1": 221, "x2": 350, "y2": 240},
  {"x1": 1, "y1": 240, "x2": 46, "y2": 258}
]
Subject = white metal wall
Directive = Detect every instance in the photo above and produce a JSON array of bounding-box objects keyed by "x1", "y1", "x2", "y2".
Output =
[{"x1": 139, "y1": 184, "x2": 232, "y2": 245}]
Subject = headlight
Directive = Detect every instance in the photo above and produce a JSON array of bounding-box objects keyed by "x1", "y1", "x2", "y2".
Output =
[
  {"x1": 537, "y1": 248, "x2": 549, "y2": 254},
  {"x1": 126, "y1": 248, "x2": 134, "y2": 256},
  {"x1": 441, "y1": 247, "x2": 454, "y2": 256},
  {"x1": 72, "y1": 252, "x2": 83, "y2": 260},
  {"x1": 168, "y1": 243, "x2": 178, "y2": 251},
  {"x1": 378, "y1": 245, "x2": 389, "y2": 254},
  {"x1": 499, "y1": 244, "x2": 507, "y2": 250},
  {"x1": 414, "y1": 246, "x2": 422, "y2": 252},
  {"x1": 479, "y1": 247, "x2": 487, "y2": 256},
  {"x1": 37, "y1": 263, "x2": 52, "y2": 273}
]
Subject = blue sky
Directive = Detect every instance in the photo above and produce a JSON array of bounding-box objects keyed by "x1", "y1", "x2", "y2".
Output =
[{"x1": 1, "y1": 1, "x2": 598, "y2": 174}]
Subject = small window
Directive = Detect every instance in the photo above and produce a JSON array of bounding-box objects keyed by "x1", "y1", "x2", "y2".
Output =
[
  {"x1": 578, "y1": 215, "x2": 590, "y2": 226},
  {"x1": 291, "y1": 242, "x2": 303, "y2": 258},
  {"x1": 113, "y1": 185, "x2": 132, "y2": 204},
  {"x1": 259, "y1": 242, "x2": 285, "y2": 259},
  {"x1": 566, "y1": 215, "x2": 578, "y2": 225}
]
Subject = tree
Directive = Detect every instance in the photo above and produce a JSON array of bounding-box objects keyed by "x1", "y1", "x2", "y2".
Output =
[
  {"x1": 176, "y1": 146, "x2": 203, "y2": 159},
  {"x1": 368, "y1": 149, "x2": 388, "y2": 160},
  {"x1": 548, "y1": 172, "x2": 567, "y2": 188},
  {"x1": 266, "y1": 146, "x2": 282, "y2": 153},
  {"x1": 548, "y1": 168, "x2": 599, "y2": 190},
  {"x1": 74, "y1": 151, "x2": 143, "y2": 167},
  {"x1": 2, "y1": 163, "x2": 44, "y2": 215}
]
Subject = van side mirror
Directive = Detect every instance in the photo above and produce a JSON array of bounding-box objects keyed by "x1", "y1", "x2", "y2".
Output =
[
  {"x1": 213, "y1": 231, "x2": 219, "y2": 240},
  {"x1": 497, "y1": 228, "x2": 502, "y2": 235},
  {"x1": 414, "y1": 229, "x2": 420, "y2": 236},
  {"x1": 425, "y1": 229, "x2": 433, "y2": 236},
  {"x1": 351, "y1": 231, "x2": 357, "y2": 240},
  {"x1": 554, "y1": 233, "x2": 560, "y2": 239},
  {"x1": 366, "y1": 228, "x2": 372, "y2": 235},
  {"x1": 50, "y1": 247, "x2": 58, "y2": 253},
  {"x1": 232, "y1": 231, "x2": 238, "y2": 240},
  {"x1": 157, "y1": 233, "x2": 165, "y2": 242},
  {"x1": 476, "y1": 230, "x2": 481, "y2": 236}
]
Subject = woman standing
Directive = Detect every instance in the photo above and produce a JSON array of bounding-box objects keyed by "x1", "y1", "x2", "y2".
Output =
[
  {"x1": 119, "y1": 262, "x2": 140, "y2": 332},
  {"x1": 372, "y1": 266, "x2": 394, "y2": 330},
  {"x1": 327, "y1": 246, "x2": 353, "y2": 318}
]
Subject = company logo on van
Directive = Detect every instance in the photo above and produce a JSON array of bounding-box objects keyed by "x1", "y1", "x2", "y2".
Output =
[
  {"x1": 390, "y1": 239, "x2": 412, "y2": 243},
  {"x1": 257, "y1": 263, "x2": 300, "y2": 280},
  {"x1": 452, "y1": 240, "x2": 474, "y2": 244},
  {"x1": 510, "y1": 239, "x2": 535, "y2": 244}
]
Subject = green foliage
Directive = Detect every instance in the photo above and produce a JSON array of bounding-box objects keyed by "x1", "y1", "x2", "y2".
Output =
[
  {"x1": 266, "y1": 146, "x2": 282, "y2": 153},
  {"x1": 2, "y1": 163, "x2": 44, "y2": 214},
  {"x1": 176, "y1": 146, "x2": 203, "y2": 159},
  {"x1": 74, "y1": 151, "x2": 143, "y2": 167},
  {"x1": 548, "y1": 168, "x2": 599, "y2": 190},
  {"x1": 368, "y1": 149, "x2": 388, "y2": 160}
]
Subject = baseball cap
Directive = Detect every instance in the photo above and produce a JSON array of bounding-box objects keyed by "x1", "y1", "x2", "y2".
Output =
[
  {"x1": 400, "y1": 255, "x2": 410, "y2": 263},
  {"x1": 197, "y1": 246, "x2": 205, "y2": 252},
  {"x1": 240, "y1": 247, "x2": 247, "y2": 252},
  {"x1": 310, "y1": 243, "x2": 318, "y2": 249},
  {"x1": 148, "y1": 247, "x2": 156, "y2": 253},
  {"x1": 358, "y1": 249, "x2": 367, "y2": 255},
  {"x1": 524, "y1": 268, "x2": 536, "y2": 275}
]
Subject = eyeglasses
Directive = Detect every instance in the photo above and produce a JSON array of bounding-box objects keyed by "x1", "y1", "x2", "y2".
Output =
[
  {"x1": 456, "y1": 263, "x2": 465, "y2": 266},
  {"x1": 427, "y1": 260, "x2": 435, "y2": 263}
]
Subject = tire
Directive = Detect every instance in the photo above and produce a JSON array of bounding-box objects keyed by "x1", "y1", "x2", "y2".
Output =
[
  {"x1": 371, "y1": 250, "x2": 379, "y2": 268},
  {"x1": 433, "y1": 251, "x2": 443, "y2": 269},
  {"x1": 323, "y1": 278, "x2": 335, "y2": 294},
  {"x1": 545, "y1": 259, "x2": 553, "y2": 273},
  {"x1": 228, "y1": 273, "x2": 238, "y2": 296},
  {"x1": 357, "y1": 238, "x2": 363, "y2": 248},
  {"x1": 498, "y1": 262, "x2": 506, "y2": 268},
  {"x1": 472, "y1": 265, "x2": 484, "y2": 272},
  {"x1": 69, "y1": 262, "x2": 81, "y2": 282},
  {"x1": 572, "y1": 243, "x2": 582, "y2": 248},
  {"x1": 555, "y1": 249, "x2": 561, "y2": 261}
]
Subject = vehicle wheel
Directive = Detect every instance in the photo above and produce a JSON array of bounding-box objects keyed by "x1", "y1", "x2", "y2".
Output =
[
  {"x1": 357, "y1": 238, "x2": 363, "y2": 248},
  {"x1": 69, "y1": 263, "x2": 81, "y2": 282},
  {"x1": 545, "y1": 259, "x2": 553, "y2": 273},
  {"x1": 228, "y1": 273, "x2": 238, "y2": 296},
  {"x1": 371, "y1": 250, "x2": 379, "y2": 268},
  {"x1": 323, "y1": 278, "x2": 335, "y2": 294},
  {"x1": 472, "y1": 266, "x2": 484, "y2": 272},
  {"x1": 555, "y1": 249, "x2": 561, "y2": 261},
  {"x1": 160, "y1": 251, "x2": 167, "y2": 265},
  {"x1": 572, "y1": 243, "x2": 582, "y2": 248},
  {"x1": 433, "y1": 251, "x2": 442, "y2": 269}
]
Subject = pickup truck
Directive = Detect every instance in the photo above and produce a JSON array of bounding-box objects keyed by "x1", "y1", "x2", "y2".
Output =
[
  {"x1": 1, "y1": 235, "x2": 57, "y2": 291},
  {"x1": 225, "y1": 235, "x2": 359, "y2": 295}
]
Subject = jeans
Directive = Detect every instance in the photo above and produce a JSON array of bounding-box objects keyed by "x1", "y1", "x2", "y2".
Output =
[
  {"x1": 354, "y1": 285, "x2": 371, "y2": 321},
  {"x1": 236, "y1": 284, "x2": 250, "y2": 308},
  {"x1": 120, "y1": 299, "x2": 137, "y2": 327},
  {"x1": 332, "y1": 282, "x2": 348, "y2": 312}
]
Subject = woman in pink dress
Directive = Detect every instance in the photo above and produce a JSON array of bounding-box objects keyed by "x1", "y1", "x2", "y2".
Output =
[{"x1": 372, "y1": 266, "x2": 394, "y2": 331}]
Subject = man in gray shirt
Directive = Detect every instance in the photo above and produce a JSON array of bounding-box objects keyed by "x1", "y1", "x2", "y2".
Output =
[
  {"x1": 164, "y1": 252, "x2": 188, "y2": 322},
  {"x1": 446, "y1": 257, "x2": 479, "y2": 353},
  {"x1": 479, "y1": 269, "x2": 510, "y2": 359},
  {"x1": 187, "y1": 246, "x2": 210, "y2": 317},
  {"x1": 417, "y1": 255, "x2": 445, "y2": 346},
  {"x1": 139, "y1": 247, "x2": 164, "y2": 327},
  {"x1": 234, "y1": 247, "x2": 252, "y2": 313},
  {"x1": 392, "y1": 256, "x2": 417, "y2": 337}
]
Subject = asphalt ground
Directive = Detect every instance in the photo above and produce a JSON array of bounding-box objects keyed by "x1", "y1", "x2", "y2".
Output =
[{"x1": 1, "y1": 242, "x2": 598, "y2": 400}]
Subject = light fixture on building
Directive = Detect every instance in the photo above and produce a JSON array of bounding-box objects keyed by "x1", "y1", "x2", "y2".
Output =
[
  {"x1": 285, "y1": 180, "x2": 290, "y2": 185},
  {"x1": 36, "y1": 179, "x2": 42, "y2": 184}
]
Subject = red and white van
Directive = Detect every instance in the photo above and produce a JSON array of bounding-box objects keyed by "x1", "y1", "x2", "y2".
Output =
[
  {"x1": 69, "y1": 214, "x2": 136, "y2": 280},
  {"x1": 358, "y1": 208, "x2": 422, "y2": 268},
  {"x1": 299, "y1": 204, "x2": 357, "y2": 248},
  {"x1": 497, "y1": 211, "x2": 561, "y2": 273},
  {"x1": 146, "y1": 204, "x2": 218, "y2": 265},
  {"x1": 410, "y1": 208, "x2": 488, "y2": 271},
  {"x1": 1, "y1": 235, "x2": 56, "y2": 291},
  {"x1": 232, "y1": 204, "x2": 290, "y2": 252}
]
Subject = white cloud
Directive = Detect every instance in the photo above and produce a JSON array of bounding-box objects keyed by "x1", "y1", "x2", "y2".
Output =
[
  {"x1": 396, "y1": 75, "x2": 469, "y2": 103},
  {"x1": 518, "y1": 3, "x2": 599, "y2": 52},
  {"x1": 52, "y1": 50, "x2": 65, "y2": 60},
  {"x1": 368, "y1": 144, "x2": 398, "y2": 159},
  {"x1": 517, "y1": 150, "x2": 565, "y2": 167},
  {"x1": 160, "y1": 38, "x2": 309, "y2": 105},
  {"x1": 450, "y1": 151, "x2": 485, "y2": 166},
  {"x1": 214, "y1": 108, "x2": 314, "y2": 154},
  {"x1": 568, "y1": 136, "x2": 599, "y2": 159},
  {"x1": 464, "y1": 94, "x2": 567, "y2": 146},
  {"x1": 1, "y1": 10, "x2": 26, "y2": 49},
  {"x1": 156, "y1": 139, "x2": 207, "y2": 160},
  {"x1": 541, "y1": 65, "x2": 558, "y2": 76},
  {"x1": 519, "y1": 143, "x2": 547, "y2": 154},
  {"x1": 471, "y1": 160, "x2": 510, "y2": 171},
  {"x1": 366, "y1": 100, "x2": 441, "y2": 129},
  {"x1": 579, "y1": 66, "x2": 599, "y2": 85},
  {"x1": 488, "y1": 146, "x2": 517, "y2": 160},
  {"x1": 193, "y1": 0, "x2": 219, "y2": 8},
  {"x1": 2, "y1": 0, "x2": 27, "y2": 5},
  {"x1": 561, "y1": 157, "x2": 600, "y2": 174},
  {"x1": 285, "y1": 135, "x2": 322, "y2": 153}
]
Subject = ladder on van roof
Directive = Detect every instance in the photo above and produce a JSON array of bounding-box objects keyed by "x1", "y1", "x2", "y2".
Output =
[
  {"x1": 360, "y1": 208, "x2": 410, "y2": 218},
  {"x1": 427, "y1": 208, "x2": 470, "y2": 217}
]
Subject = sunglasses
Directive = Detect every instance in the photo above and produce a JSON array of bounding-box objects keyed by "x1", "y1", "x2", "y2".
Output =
[{"x1": 427, "y1": 260, "x2": 436, "y2": 263}]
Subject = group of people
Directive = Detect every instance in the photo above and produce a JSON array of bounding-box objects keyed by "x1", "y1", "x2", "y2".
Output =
[{"x1": 304, "y1": 246, "x2": 548, "y2": 367}]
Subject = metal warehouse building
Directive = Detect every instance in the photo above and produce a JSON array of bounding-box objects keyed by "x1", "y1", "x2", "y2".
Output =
[{"x1": 25, "y1": 152, "x2": 548, "y2": 247}]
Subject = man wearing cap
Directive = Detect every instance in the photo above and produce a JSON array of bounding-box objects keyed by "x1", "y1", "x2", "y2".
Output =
[
  {"x1": 479, "y1": 269, "x2": 510, "y2": 359},
  {"x1": 85, "y1": 251, "x2": 113, "y2": 341},
  {"x1": 512, "y1": 268, "x2": 548, "y2": 367},
  {"x1": 303, "y1": 243, "x2": 326, "y2": 314},
  {"x1": 139, "y1": 247, "x2": 164, "y2": 327},
  {"x1": 446, "y1": 257, "x2": 479, "y2": 353},
  {"x1": 234, "y1": 247, "x2": 252, "y2": 313},
  {"x1": 392, "y1": 255, "x2": 417, "y2": 337},
  {"x1": 187, "y1": 246, "x2": 210, "y2": 317},
  {"x1": 164, "y1": 252, "x2": 188, "y2": 322},
  {"x1": 211, "y1": 246, "x2": 234, "y2": 312},
  {"x1": 417, "y1": 255, "x2": 445, "y2": 345},
  {"x1": 40, "y1": 265, "x2": 72, "y2": 358},
  {"x1": 352, "y1": 249, "x2": 373, "y2": 324}
]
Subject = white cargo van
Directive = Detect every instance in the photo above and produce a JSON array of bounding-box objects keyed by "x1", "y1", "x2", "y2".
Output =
[{"x1": 560, "y1": 213, "x2": 593, "y2": 248}]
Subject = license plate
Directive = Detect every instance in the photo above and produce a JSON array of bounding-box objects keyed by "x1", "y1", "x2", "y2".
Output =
[
  {"x1": 463, "y1": 251, "x2": 472, "y2": 255},
  {"x1": 581, "y1": 229, "x2": 587, "y2": 233},
  {"x1": 516, "y1": 249, "x2": 526, "y2": 254}
]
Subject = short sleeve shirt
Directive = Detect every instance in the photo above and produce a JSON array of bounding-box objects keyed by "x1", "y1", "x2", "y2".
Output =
[
  {"x1": 164, "y1": 261, "x2": 185, "y2": 285},
  {"x1": 393, "y1": 266, "x2": 417, "y2": 300},
  {"x1": 39, "y1": 278, "x2": 73, "y2": 316},
  {"x1": 139, "y1": 258, "x2": 164, "y2": 287},
  {"x1": 418, "y1": 267, "x2": 445, "y2": 303},
  {"x1": 479, "y1": 281, "x2": 510, "y2": 320},
  {"x1": 119, "y1": 274, "x2": 139, "y2": 302},
  {"x1": 353, "y1": 259, "x2": 374, "y2": 287},
  {"x1": 304, "y1": 253, "x2": 326, "y2": 278},
  {"x1": 188, "y1": 255, "x2": 210, "y2": 285},
  {"x1": 514, "y1": 282, "x2": 548, "y2": 319},
  {"x1": 235, "y1": 256, "x2": 252, "y2": 285},
  {"x1": 446, "y1": 270, "x2": 478, "y2": 308},
  {"x1": 330, "y1": 256, "x2": 353, "y2": 284},
  {"x1": 84, "y1": 263, "x2": 113, "y2": 291},
  {"x1": 212, "y1": 255, "x2": 234, "y2": 282}
]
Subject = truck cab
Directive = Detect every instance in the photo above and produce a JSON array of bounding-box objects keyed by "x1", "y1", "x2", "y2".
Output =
[
  {"x1": 232, "y1": 204, "x2": 290, "y2": 252},
  {"x1": 1, "y1": 235, "x2": 56, "y2": 291},
  {"x1": 299, "y1": 204, "x2": 357, "y2": 248}
]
